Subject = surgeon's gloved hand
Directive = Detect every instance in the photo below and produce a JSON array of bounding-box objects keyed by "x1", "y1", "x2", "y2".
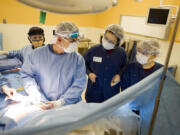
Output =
[
  {"x1": 38, "y1": 102, "x2": 55, "y2": 110},
  {"x1": 53, "y1": 99, "x2": 66, "y2": 107},
  {"x1": 89, "y1": 73, "x2": 97, "y2": 83},
  {"x1": 1, "y1": 85, "x2": 16, "y2": 98},
  {"x1": 111, "y1": 74, "x2": 120, "y2": 87},
  {"x1": 45, "y1": 99, "x2": 66, "y2": 109},
  {"x1": 0, "y1": 51, "x2": 9, "y2": 55}
]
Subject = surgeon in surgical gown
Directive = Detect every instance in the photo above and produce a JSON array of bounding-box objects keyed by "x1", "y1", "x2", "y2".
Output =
[{"x1": 20, "y1": 21, "x2": 86, "y2": 108}]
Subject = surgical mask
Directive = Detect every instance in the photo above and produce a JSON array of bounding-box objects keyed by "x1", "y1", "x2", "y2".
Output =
[
  {"x1": 136, "y1": 52, "x2": 149, "y2": 65},
  {"x1": 64, "y1": 41, "x2": 79, "y2": 53},
  {"x1": 31, "y1": 40, "x2": 44, "y2": 48},
  {"x1": 102, "y1": 38, "x2": 115, "y2": 50}
]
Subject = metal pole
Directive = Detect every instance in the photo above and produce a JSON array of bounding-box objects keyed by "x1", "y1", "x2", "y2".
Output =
[{"x1": 148, "y1": 6, "x2": 180, "y2": 135}]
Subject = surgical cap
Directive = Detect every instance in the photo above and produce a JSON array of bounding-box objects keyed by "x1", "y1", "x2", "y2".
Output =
[
  {"x1": 28, "y1": 27, "x2": 44, "y2": 36},
  {"x1": 105, "y1": 24, "x2": 124, "y2": 40},
  {"x1": 55, "y1": 21, "x2": 79, "y2": 35},
  {"x1": 139, "y1": 39, "x2": 160, "y2": 55}
]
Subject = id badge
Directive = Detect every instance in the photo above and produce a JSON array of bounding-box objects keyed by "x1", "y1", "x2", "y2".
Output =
[{"x1": 93, "y1": 57, "x2": 102, "y2": 63}]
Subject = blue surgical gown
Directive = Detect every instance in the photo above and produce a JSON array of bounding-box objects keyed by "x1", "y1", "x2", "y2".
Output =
[
  {"x1": 121, "y1": 62, "x2": 163, "y2": 91},
  {"x1": 83, "y1": 44, "x2": 127, "y2": 103},
  {"x1": 9, "y1": 45, "x2": 34, "y2": 63},
  {"x1": 20, "y1": 44, "x2": 87, "y2": 105}
]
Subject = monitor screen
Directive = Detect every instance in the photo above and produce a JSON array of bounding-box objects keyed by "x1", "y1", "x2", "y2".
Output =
[{"x1": 147, "y1": 8, "x2": 170, "y2": 25}]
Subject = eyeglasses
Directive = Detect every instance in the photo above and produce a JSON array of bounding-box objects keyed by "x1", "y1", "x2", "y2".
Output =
[
  {"x1": 137, "y1": 48, "x2": 156, "y2": 56},
  {"x1": 104, "y1": 36, "x2": 117, "y2": 45},
  {"x1": 65, "y1": 37, "x2": 79, "y2": 43},
  {"x1": 55, "y1": 32, "x2": 79, "y2": 38},
  {"x1": 56, "y1": 36, "x2": 79, "y2": 44},
  {"x1": 137, "y1": 48, "x2": 145, "y2": 54},
  {"x1": 69, "y1": 33, "x2": 79, "y2": 38}
]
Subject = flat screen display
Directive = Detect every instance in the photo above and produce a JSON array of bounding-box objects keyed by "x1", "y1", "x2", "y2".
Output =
[{"x1": 147, "y1": 8, "x2": 170, "y2": 25}]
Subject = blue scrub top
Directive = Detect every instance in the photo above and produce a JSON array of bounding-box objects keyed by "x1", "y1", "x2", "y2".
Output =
[
  {"x1": 121, "y1": 62, "x2": 163, "y2": 91},
  {"x1": 83, "y1": 44, "x2": 127, "y2": 103}
]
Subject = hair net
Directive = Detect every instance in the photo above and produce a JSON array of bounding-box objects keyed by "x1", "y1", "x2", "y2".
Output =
[
  {"x1": 105, "y1": 24, "x2": 124, "y2": 40},
  {"x1": 138, "y1": 39, "x2": 160, "y2": 55},
  {"x1": 55, "y1": 21, "x2": 79, "y2": 35}
]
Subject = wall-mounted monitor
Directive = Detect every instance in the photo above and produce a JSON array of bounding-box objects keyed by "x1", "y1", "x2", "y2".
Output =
[{"x1": 146, "y1": 7, "x2": 171, "y2": 26}]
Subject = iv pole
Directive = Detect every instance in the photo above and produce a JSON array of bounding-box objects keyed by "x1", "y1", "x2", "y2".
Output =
[{"x1": 148, "y1": 5, "x2": 180, "y2": 135}]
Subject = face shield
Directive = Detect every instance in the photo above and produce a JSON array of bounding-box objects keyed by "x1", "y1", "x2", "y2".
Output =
[
  {"x1": 53, "y1": 32, "x2": 80, "y2": 53},
  {"x1": 55, "y1": 32, "x2": 79, "y2": 39}
]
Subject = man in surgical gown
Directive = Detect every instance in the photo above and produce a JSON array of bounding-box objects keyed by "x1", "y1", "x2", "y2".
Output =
[
  {"x1": 121, "y1": 39, "x2": 163, "y2": 91},
  {"x1": 84, "y1": 24, "x2": 127, "y2": 103},
  {"x1": 0, "y1": 27, "x2": 45, "y2": 63},
  {"x1": 20, "y1": 22, "x2": 86, "y2": 107}
]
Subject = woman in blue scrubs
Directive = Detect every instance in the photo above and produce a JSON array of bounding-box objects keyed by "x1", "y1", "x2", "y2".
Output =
[
  {"x1": 84, "y1": 24, "x2": 127, "y2": 103},
  {"x1": 121, "y1": 39, "x2": 163, "y2": 91}
]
